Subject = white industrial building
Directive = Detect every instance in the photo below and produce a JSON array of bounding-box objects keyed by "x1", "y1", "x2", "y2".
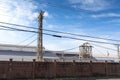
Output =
[{"x1": 0, "y1": 43, "x2": 115, "y2": 62}]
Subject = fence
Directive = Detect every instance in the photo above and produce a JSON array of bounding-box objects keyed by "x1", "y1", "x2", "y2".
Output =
[{"x1": 0, "y1": 59, "x2": 120, "y2": 79}]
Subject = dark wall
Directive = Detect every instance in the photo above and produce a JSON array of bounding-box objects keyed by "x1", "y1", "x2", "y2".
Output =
[{"x1": 0, "y1": 59, "x2": 120, "y2": 79}]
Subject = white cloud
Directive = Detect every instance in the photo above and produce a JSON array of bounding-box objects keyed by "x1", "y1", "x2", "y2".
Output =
[
  {"x1": 47, "y1": 24, "x2": 59, "y2": 29},
  {"x1": 109, "y1": 19, "x2": 120, "y2": 23},
  {"x1": 91, "y1": 13, "x2": 120, "y2": 18},
  {"x1": 69, "y1": 0, "x2": 110, "y2": 11},
  {"x1": 69, "y1": 0, "x2": 96, "y2": 4},
  {"x1": 44, "y1": 11, "x2": 53, "y2": 18},
  {"x1": 65, "y1": 15, "x2": 82, "y2": 19},
  {"x1": 44, "y1": 12, "x2": 49, "y2": 17},
  {"x1": 44, "y1": 43, "x2": 60, "y2": 51},
  {"x1": 0, "y1": 0, "x2": 39, "y2": 45},
  {"x1": 0, "y1": 0, "x2": 38, "y2": 25},
  {"x1": 28, "y1": 12, "x2": 39, "y2": 21}
]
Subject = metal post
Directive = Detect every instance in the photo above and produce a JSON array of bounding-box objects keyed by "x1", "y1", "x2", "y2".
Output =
[
  {"x1": 37, "y1": 11, "x2": 44, "y2": 61},
  {"x1": 62, "y1": 52, "x2": 64, "y2": 61},
  {"x1": 117, "y1": 44, "x2": 120, "y2": 60},
  {"x1": 79, "y1": 46, "x2": 81, "y2": 60}
]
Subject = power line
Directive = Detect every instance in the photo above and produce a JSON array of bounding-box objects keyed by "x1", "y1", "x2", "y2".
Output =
[
  {"x1": 25, "y1": 39, "x2": 37, "y2": 46},
  {"x1": 0, "y1": 22, "x2": 37, "y2": 29},
  {"x1": 61, "y1": 46, "x2": 79, "y2": 52},
  {"x1": 46, "y1": 46, "x2": 79, "y2": 52},
  {"x1": 0, "y1": 28, "x2": 15, "y2": 31},
  {"x1": 59, "y1": 43, "x2": 117, "y2": 52},
  {"x1": 91, "y1": 43, "x2": 117, "y2": 51},
  {"x1": 94, "y1": 47, "x2": 107, "y2": 57},
  {"x1": 0, "y1": 28, "x2": 34, "y2": 32},
  {"x1": 2, "y1": 26, "x2": 115, "y2": 53},
  {"x1": 43, "y1": 33, "x2": 118, "y2": 45},
  {"x1": 0, "y1": 21, "x2": 120, "y2": 42},
  {"x1": 0, "y1": 25, "x2": 38, "y2": 33},
  {"x1": 0, "y1": 25, "x2": 119, "y2": 45},
  {"x1": 95, "y1": 57, "x2": 118, "y2": 60},
  {"x1": 18, "y1": 34, "x2": 36, "y2": 45},
  {"x1": 43, "y1": 29, "x2": 120, "y2": 42},
  {"x1": 0, "y1": 27, "x2": 37, "y2": 46},
  {"x1": 0, "y1": 25, "x2": 79, "y2": 52}
]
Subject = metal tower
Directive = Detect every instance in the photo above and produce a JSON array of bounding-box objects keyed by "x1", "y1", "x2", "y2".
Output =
[{"x1": 79, "y1": 42, "x2": 92, "y2": 58}]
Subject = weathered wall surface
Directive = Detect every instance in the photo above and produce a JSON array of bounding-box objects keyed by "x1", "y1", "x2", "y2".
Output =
[{"x1": 0, "y1": 59, "x2": 120, "y2": 79}]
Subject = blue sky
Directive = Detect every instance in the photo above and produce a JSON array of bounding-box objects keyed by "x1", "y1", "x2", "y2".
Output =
[{"x1": 0, "y1": 0, "x2": 120, "y2": 57}]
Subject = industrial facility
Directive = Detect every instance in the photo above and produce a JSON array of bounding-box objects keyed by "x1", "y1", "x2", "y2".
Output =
[{"x1": 0, "y1": 42, "x2": 115, "y2": 62}]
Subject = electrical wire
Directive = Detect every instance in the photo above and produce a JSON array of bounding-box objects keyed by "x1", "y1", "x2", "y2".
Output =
[
  {"x1": 91, "y1": 43, "x2": 117, "y2": 51},
  {"x1": 61, "y1": 46, "x2": 79, "y2": 52},
  {"x1": 43, "y1": 33, "x2": 118, "y2": 45},
  {"x1": 25, "y1": 39, "x2": 37, "y2": 46},
  {"x1": 0, "y1": 22, "x2": 37, "y2": 29},
  {"x1": 1, "y1": 26, "x2": 115, "y2": 53},
  {"x1": 0, "y1": 25, "x2": 119, "y2": 45},
  {"x1": 0, "y1": 25, "x2": 38, "y2": 33},
  {"x1": 95, "y1": 57, "x2": 118, "y2": 60},
  {"x1": 93, "y1": 47, "x2": 107, "y2": 57},
  {"x1": 0, "y1": 21, "x2": 120, "y2": 42},
  {"x1": 0, "y1": 27, "x2": 37, "y2": 46},
  {"x1": 0, "y1": 28, "x2": 15, "y2": 31},
  {"x1": 18, "y1": 34, "x2": 36, "y2": 45},
  {"x1": 43, "y1": 29, "x2": 120, "y2": 42}
]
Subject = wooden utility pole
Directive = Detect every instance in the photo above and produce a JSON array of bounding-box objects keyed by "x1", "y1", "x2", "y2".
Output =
[{"x1": 37, "y1": 11, "x2": 44, "y2": 61}]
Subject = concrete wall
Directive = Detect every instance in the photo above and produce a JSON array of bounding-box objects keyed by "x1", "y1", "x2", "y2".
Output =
[{"x1": 0, "y1": 59, "x2": 120, "y2": 79}]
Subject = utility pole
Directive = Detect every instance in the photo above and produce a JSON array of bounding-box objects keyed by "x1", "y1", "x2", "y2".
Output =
[{"x1": 37, "y1": 11, "x2": 44, "y2": 61}]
